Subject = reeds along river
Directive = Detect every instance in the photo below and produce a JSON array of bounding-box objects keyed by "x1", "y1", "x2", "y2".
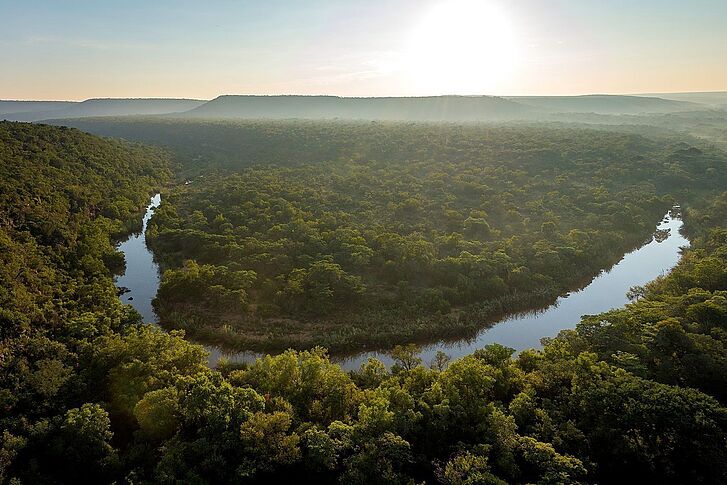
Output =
[{"x1": 115, "y1": 195, "x2": 689, "y2": 371}]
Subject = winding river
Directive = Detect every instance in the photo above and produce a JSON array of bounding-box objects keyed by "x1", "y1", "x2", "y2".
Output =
[
  {"x1": 115, "y1": 194, "x2": 689, "y2": 371},
  {"x1": 115, "y1": 194, "x2": 161, "y2": 321}
]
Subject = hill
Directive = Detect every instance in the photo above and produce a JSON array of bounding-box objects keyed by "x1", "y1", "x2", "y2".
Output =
[
  {"x1": 181, "y1": 94, "x2": 703, "y2": 121},
  {"x1": 636, "y1": 91, "x2": 727, "y2": 108},
  {"x1": 0, "y1": 100, "x2": 76, "y2": 116},
  {"x1": 505, "y1": 94, "x2": 700, "y2": 114},
  {"x1": 5, "y1": 94, "x2": 714, "y2": 123},
  {"x1": 180, "y1": 95, "x2": 536, "y2": 121},
  {"x1": 1, "y1": 98, "x2": 206, "y2": 121}
]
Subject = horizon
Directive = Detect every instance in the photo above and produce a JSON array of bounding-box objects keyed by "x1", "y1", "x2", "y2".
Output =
[
  {"x1": 5, "y1": 90, "x2": 727, "y2": 103},
  {"x1": 3, "y1": 0, "x2": 727, "y2": 100}
]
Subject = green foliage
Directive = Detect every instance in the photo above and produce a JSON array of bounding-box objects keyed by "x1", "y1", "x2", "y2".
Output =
[
  {"x1": 142, "y1": 121, "x2": 727, "y2": 353},
  {"x1": 156, "y1": 260, "x2": 256, "y2": 315},
  {"x1": 238, "y1": 411, "x2": 301, "y2": 478},
  {"x1": 438, "y1": 447, "x2": 508, "y2": 485},
  {"x1": 391, "y1": 344, "x2": 423, "y2": 372},
  {"x1": 61, "y1": 403, "x2": 114, "y2": 459},
  {"x1": 277, "y1": 258, "x2": 365, "y2": 316},
  {"x1": 0, "y1": 121, "x2": 171, "y2": 483},
  {"x1": 2, "y1": 121, "x2": 727, "y2": 484},
  {"x1": 134, "y1": 386, "x2": 180, "y2": 440}
]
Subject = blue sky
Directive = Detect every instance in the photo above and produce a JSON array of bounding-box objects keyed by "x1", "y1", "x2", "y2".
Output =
[{"x1": 1, "y1": 0, "x2": 726, "y2": 100}]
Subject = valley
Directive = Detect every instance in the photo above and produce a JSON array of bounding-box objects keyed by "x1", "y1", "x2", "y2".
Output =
[
  {"x1": 2, "y1": 100, "x2": 727, "y2": 484},
  {"x1": 5, "y1": 1, "x2": 727, "y2": 482}
]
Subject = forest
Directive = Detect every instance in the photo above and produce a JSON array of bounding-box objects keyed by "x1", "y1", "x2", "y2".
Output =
[
  {"x1": 1, "y1": 120, "x2": 727, "y2": 484},
  {"x1": 131, "y1": 121, "x2": 727, "y2": 353}
]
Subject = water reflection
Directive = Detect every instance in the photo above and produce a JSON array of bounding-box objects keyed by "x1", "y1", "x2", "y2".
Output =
[{"x1": 115, "y1": 194, "x2": 161, "y2": 324}]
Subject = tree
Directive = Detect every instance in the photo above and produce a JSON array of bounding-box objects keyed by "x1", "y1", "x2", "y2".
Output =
[
  {"x1": 55, "y1": 404, "x2": 117, "y2": 482},
  {"x1": 391, "y1": 344, "x2": 423, "y2": 372},
  {"x1": 238, "y1": 411, "x2": 301, "y2": 478},
  {"x1": 431, "y1": 351, "x2": 452, "y2": 371}
]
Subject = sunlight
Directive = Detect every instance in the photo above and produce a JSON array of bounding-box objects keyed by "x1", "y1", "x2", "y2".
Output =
[{"x1": 405, "y1": 0, "x2": 520, "y2": 94}]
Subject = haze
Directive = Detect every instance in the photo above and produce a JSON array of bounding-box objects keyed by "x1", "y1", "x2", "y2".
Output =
[{"x1": 2, "y1": 0, "x2": 726, "y2": 100}]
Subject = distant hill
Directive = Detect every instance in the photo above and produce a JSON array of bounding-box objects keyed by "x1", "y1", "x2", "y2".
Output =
[
  {"x1": 1, "y1": 98, "x2": 207, "y2": 121},
  {"x1": 505, "y1": 94, "x2": 700, "y2": 114},
  {"x1": 179, "y1": 95, "x2": 536, "y2": 121},
  {"x1": 8, "y1": 93, "x2": 716, "y2": 124},
  {"x1": 0, "y1": 100, "x2": 76, "y2": 115},
  {"x1": 636, "y1": 91, "x2": 727, "y2": 108},
  {"x1": 177, "y1": 94, "x2": 705, "y2": 121}
]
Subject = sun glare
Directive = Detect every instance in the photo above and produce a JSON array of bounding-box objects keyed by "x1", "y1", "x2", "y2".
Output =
[{"x1": 405, "y1": 0, "x2": 519, "y2": 94}]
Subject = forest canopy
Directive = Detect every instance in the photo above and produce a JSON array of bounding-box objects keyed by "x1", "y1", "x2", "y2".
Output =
[
  {"x1": 135, "y1": 121, "x2": 727, "y2": 352},
  {"x1": 2, "y1": 121, "x2": 727, "y2": 484}
]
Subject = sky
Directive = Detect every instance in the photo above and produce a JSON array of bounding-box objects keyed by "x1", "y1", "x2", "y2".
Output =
[{"x1": 1, "y1": 0, "x2": 726, "y2": 100}]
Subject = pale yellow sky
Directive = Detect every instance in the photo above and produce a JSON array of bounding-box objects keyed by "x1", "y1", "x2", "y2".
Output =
[{"x1": 2, "y1": 0, "x2": 726, "y2": 100}]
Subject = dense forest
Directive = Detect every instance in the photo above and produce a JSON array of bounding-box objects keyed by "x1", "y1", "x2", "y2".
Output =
[
  {"x1": 2, "y1": 121, "x2": 727, "y2": 484},
  {"x1": 131, "y1": 121, "x2": 727, "y2": 353},
  {"x1": 0, "y1": 122, "x2": 170, "y2": 340}
]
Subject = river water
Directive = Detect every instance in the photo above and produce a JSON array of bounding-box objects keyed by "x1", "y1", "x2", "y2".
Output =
[
  {"x1": 114, "y1": 194, "x2": 161, "y2": 323},
  {"x1": 115, "y1": 195, "x2": 689, "y2": 371}
]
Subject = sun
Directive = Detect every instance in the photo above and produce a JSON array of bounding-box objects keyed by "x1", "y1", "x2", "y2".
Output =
[{"x1": 405, "y1": 0, "x2": 520, "y2": 95}]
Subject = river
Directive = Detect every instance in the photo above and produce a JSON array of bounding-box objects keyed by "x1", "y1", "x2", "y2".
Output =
[
  {"x1": 115, "y1": 194, "x2": 689, "y2": 371},
  {"x1": 114, "y1": 194, "x2": 161, "y2": 323}
]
